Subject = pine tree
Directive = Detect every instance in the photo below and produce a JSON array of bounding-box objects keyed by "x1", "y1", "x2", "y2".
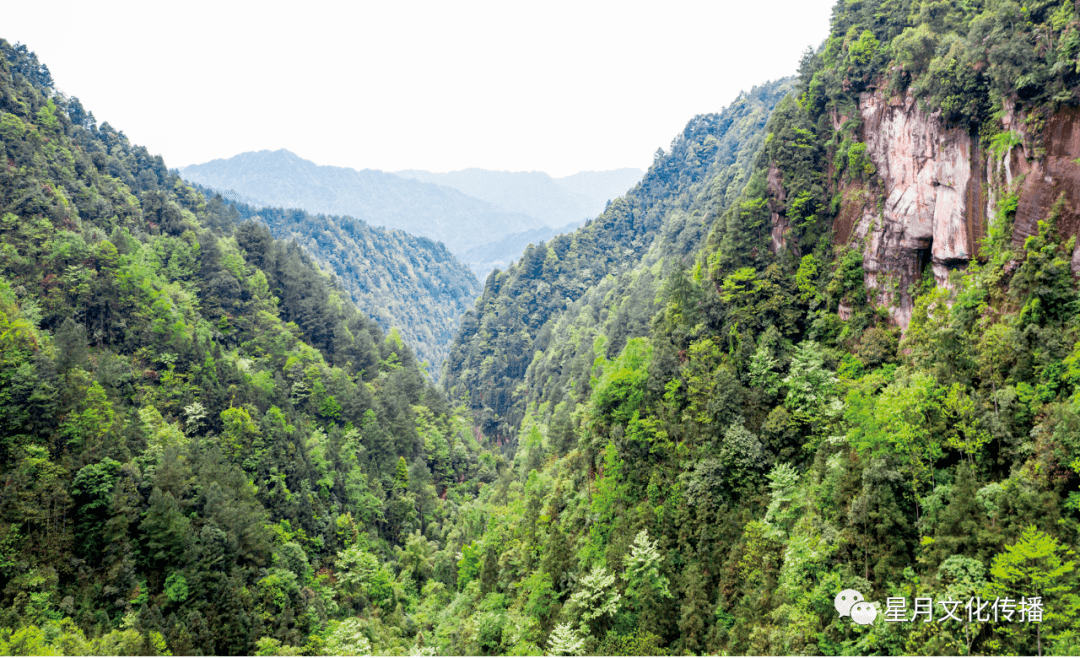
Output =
[
  {"x1": 541, "y1": 526, "x2": 573, "y2": 594},
  {"x1": 678, "y1": 561, "x2": 709, "y2": 654},
  {"x1": 139, "y1": 487, "x2": 190, "y2": 574},
  {"x1": 54, "y1": 317, "x2": 88, "y2": 373},
  {"x1": 395, "y1": 456, "x2": 410, "y2": 491},
  {"x1": 480, "y1": 545, "x2": 499, "y2": 594}
]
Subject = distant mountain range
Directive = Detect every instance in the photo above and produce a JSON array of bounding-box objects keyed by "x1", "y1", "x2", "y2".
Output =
[
  {"x1": 393, "y1": 167, "x2": 642, "y2": 231},
  {"x1": 180, "y1": 150, "x2": 642, "y2": 278}
]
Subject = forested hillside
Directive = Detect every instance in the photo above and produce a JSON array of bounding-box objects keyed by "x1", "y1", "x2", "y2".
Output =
[
  {"x1": 187, "y1": 189, "x2": 480, "y2": 377},
  {"x1": 553, "y1": 170, "x2": 649, "y2": 217},
  {"x1": 392, "y1": 167, "x2": 646, "y2": 278},
  {"x1": 456, "y1": 221, "x2": 584, "y2": 281},
  {"x1": 442, "y1": 78, "x2": 793, "y2": 440},
  {"x1": 0, "y1": 40, "x2": 499, "y2": 655}
]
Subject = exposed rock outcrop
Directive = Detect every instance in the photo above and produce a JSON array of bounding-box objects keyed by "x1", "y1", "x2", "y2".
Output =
[
  {"x1": 1002, "y1": 106, "x2": 1080, "y2": 263},
  {"x1": 822, "y1": 93, "x2": 1080, "y2": 329},
  {"x1": 836, "y1": 92, "x2": 985, "y2": 327},
  {"x1": 767, "y1": 163, "x2": 795, "y2": 255},
  {"x1": 763, "y1": 88, "x2": 1080, "y2": 330}
]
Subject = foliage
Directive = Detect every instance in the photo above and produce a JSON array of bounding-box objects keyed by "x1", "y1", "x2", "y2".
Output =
[
  {"x1": 213, "y1": 193, "x2": 480, "y2": 377},
  {"x1": 566, "y1": 565, "x2": 621, "y2": 636},
  {"x1": 323, "y1": 618, "x2": 374, "y2": 656},
  {"x1": 544, "y1": 621, "x2": 583, "y2": 656},
  {"x1": 0, "y1": 39, "x2": 489, "y2": 655},
  {"x1": 442, "y1": 78, "x2": 793, "y2": 439}
]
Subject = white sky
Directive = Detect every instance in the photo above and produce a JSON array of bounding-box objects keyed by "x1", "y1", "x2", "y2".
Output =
[{"x1": 7, "y1": 0, "x2": 837, "y2": 178}]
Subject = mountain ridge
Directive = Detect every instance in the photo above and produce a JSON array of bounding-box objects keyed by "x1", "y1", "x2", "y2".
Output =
[
  {"x1": 0, "y1": 38, "x2": 493, "y2": 655},
  {"x1": 186, "y1": 182, "x2": 481, "y2": 374},
  {"x1": 6, "y1": 0, "x2": 1080, "y2": 653},
  {"x1": 393, "y1": 166, "x2": 643, "y2": 230},
  {"x1": 442, "y1": 79, "x2": 794, "y2": 437},
  {"x1": 179, "y1": 149, "x2": 548, "y2": 260},
  {"x1": 182, "y1": 150, "x2": 642, "y2": 278}
]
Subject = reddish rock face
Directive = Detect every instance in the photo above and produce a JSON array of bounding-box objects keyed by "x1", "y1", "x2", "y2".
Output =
[
  {"x1": 1005, "y1": 107, "x2": 1080, "y2": 263},
  {"x1": 834, "y1": 92, "x2": 986, "y2": 327},
  {"x1": 767, "y1": 163, "x2": 794, "y2": 255},
  {"x1": 805, "y1": 92, "x2": 1079, "y2": 330},
  {"x1": 862, "y1": 93, "x2": 981, "y2": 264}
]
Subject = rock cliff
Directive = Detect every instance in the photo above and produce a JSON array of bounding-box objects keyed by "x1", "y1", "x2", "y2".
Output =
[
  {"x1": 1003, "y1": 106, "x2": 1080, "y2": 265},
  {"x1": 819, "y1": 92, "x2": 1080, "y2": 329}
]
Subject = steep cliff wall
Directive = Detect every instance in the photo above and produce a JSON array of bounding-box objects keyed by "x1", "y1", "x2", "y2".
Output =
[
  {"x1": 1003, "y1": 106, "x2": 1080, "y2": 263},
  {"x1": 825, "y1": 93, "x2": 1080, "y2": 329},
  {"x1": 767, "y1": 162, "x2": 794, "y2": 255},
  {"x1": 834, "y1": 92, "x2": 984, "y2": 326}
]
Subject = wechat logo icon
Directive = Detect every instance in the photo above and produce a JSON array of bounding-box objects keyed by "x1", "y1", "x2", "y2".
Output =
[{"x1": 835, "y1": 589, "x2": 878, "y2": 625}]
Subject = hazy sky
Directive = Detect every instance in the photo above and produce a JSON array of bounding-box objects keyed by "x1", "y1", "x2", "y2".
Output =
[{"x1": 8, "y1": 0, "x2": 837, "y2": 178}]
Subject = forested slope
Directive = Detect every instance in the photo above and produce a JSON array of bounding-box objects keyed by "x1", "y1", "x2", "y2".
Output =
[
  {"x1": 442, "y1": 79, "x2": 793, "y2": 440},
  {"x1": 180, "y1": 150, "x2": 548, "y2": 263},
  {"x1": 189, "y1": 190, "x2": 480, "y2": 377},
  {"x1": 456, "y1": 220, "x2": 583, "y2": 279},
  {"x1": 6, "y1": 0, "x2": 1080, "y2": 654},
  {"x1": 0, "y1": 40, "x2": 501, "y2": 655}
]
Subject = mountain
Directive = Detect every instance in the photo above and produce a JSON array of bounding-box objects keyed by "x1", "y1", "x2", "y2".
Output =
[
  {"x1": 182, "y1": 153, "x2": 643, "y2": 280},
  {"x1": 394, "y1": 167, "x2": 643, "y2": 230},
  {"x1": 554, "y1": 168, "x2": 647, "y2": 214},
  {"x1": 179, "y1": 149, "x2": 549, "y2": 262},
  {"x1": 442, "y1": 79, "x2": 792, "y2": 436},
  {"x1": 188, "y1": 185, "x2": 480, "y2": 376},
  {"x1": 434, "y1": 1, "x2": 1080, "y2": 655},
  {"x1": 457, "y1": 220, "x2": 584, "y2": 278}
]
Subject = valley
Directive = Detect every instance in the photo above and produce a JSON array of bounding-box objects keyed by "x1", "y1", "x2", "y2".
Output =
[{"x1": 2, "y1": 1, "x2": 1080, "y2": 655}]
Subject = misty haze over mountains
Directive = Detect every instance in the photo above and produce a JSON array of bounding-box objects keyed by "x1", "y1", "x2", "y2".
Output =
[
  {"x1": 180, "y1": 150, "x2": 643, "y2": 278},
  {"x1": 393, "y1": 168, "x2": 643, "y2": 231}
]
